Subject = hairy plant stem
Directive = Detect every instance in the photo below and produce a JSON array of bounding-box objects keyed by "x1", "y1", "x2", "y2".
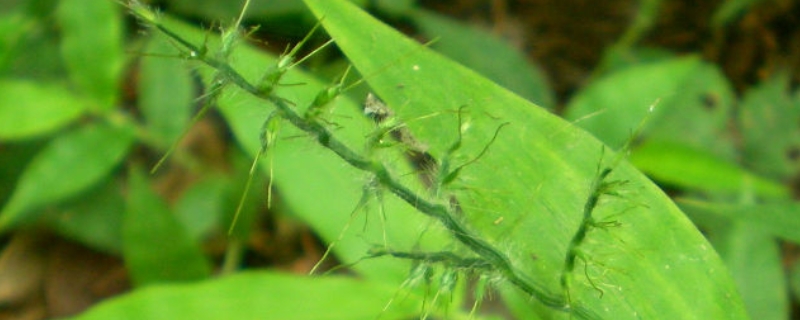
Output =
[
  {"x1": 561, "y1": 166, "x2": 613, "y2": 304},
  {"x1": 131, "y1": 8, "x2": 604, "y2": 318}
]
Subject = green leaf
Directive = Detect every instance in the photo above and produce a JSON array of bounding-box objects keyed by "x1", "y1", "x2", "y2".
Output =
[
  {"x1": 57, "y1": 0, "x2": 123, "y2": 111},
  {"x1": 0, "y1": 120, "x2": 135, "y2": 232},
  {"x1": 631, "y1": 140, "x2": 789, "y2": 197},
  {"x1": 69, "y1": 271, "x2": 422, "y2": 320},
  {"x1": 411, "y1": 9, "x2": 555, "y2": 108},
  {"x1": 124, "y1": 167, "x2": 212, "y2": 286},
  {"x1": 303, "y1": 0, "x2": 748, "y2": 318},
  {"x1": 564, "y1": 56, "x2": 735, "y2": 154},
  {"x1": 51, "y1": 177, "x2": 125, "y2": 254},
  {"x1": 678, "y1": 199, "x2": 800, "y2": 244},
  {"x1": 0, "y1": 9, "x2": 33, "y2": 72},
  {"x1": 739, "y1": 73, "x2": 800, "y2": 179},
  {"x1": 0, "y1": 79, "x2": 87, "y2": 141},
  {"x1": 138, "y1": 34, "x2": 195, "y2": 145},
  {"x1": 174, "y1": 175, "x2": 227, "y2": 241},
  {"x1": 709, "y1": 223, "x2": 787, "y2": 320}
]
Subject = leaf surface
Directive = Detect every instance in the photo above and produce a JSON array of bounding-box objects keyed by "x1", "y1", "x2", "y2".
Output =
[
  {"x1": 70, "y1": 271, "x2": 421, "y2": 320},
  {"x1": 0, "y1": 121, "x2": 135, "y2": 232},
  {"x1": 123, "y1": 167, "x2": 212, "y2": 286},
  {"x1": 0, "y1": 80, "x2": 87, "y2": 141}
]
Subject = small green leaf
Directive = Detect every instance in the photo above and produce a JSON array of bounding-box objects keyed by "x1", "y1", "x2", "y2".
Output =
[
  {"x1": 631, "y1": 140, "x2": 789, "y2": 197},
  {"x1": 70, "y1": 271, "x2": 422, "y2": 320},
  {"x1": 0, "y1": 79, "x2": 87, "y2": 141},
  {"x1": 138, "y1": 34, "x2": 195, "y2": 145},
  {"x1": 124, "y1": 167, "x2": 212, "y2": 286},
  {"x1": 0, "y1": 120, "x2": 135, "y2": 232},
  {"x1": 57, "y1": 0, "x2": 123, "y2": 111}
]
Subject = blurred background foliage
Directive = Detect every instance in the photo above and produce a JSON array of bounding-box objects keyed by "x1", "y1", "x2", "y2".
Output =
[{"x1": 0, "y1": 0, "x2": 799, "y2": 319}]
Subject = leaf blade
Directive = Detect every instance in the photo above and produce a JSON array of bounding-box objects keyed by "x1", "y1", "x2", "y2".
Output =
[
  {"x1": 0, "y1": 120, "x2": 135, "y2": 232},
  {"x1": 70, "y1": 271, "x2": 422, "y2": 320}
]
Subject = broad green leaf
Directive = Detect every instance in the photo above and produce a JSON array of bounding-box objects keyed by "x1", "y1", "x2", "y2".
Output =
[
  {"x1": 564, "y1": 56, "x2": 734, "y2": 155},
  {"x1": 51, "y1": 177, "x2": 125, "y2": 254},
  {"x1": 0, "y1": 79, "x2": 87, "y2": 141},
  {"x1": 304, "y1": 0, "x2": 747, "y2": 318},
  {"x1": 138, "y1": 34, "x2": 195, "y2": 145},
  {"x1": 57, "y1": 0, "x2": 123, "y2": 111},
  {"x1": 631, "y1": 140, "x2": 788, "y2": 197},
  {"x1": 70, "y1": 271, "x2": 422, "y2": 320},
  {"x1": 124, "y1": 167, "x2": 212, "y2": 286},
  {"x1": 678, "y1": 199, "x2": 800, "y2": 244},
  {"x1": 410, "y1": 9, "x2": 555, "y2": 108},
  {"x1": 709, "y1": 223, "x2": 787, "y2": 320},
  {"x1": 0, "y1": 120, "x2": 135, "y2": 232},
  {"x1": 739, "y1": 73, "x2": 800, "y2": 179}
]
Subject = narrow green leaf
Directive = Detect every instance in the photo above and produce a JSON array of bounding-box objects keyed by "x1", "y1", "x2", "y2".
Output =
[
  {"x1": 411, "y1": 9, "x2": 555, "y2": 108},
  {"x1": 303, "y1": 0, "x2": 748, "y2": 318},
  {"x1": 0, "y1": 79, "x2": 87, "y2": 141},
  {"x1": 0, "y1": 120, "x2": 135, "y2": 232},
  {"x1": 678, "y1": 199, "x2": 800, "y2": 244},
  {"x1": 57, "y1": 0, "x2": 123, "y2": 110},
  {"x1": 631, "y1": 140, "x2": 789, "y2": 197},
  {"x1": 124, "y1": 167, "x2": 212, "y2": 286},
  {"x1": 139, "y1": 34, "x2": 195, "y2": 145},
  {"x1": 70, "y1": 271, "x2": 422, "y2": 320}
]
